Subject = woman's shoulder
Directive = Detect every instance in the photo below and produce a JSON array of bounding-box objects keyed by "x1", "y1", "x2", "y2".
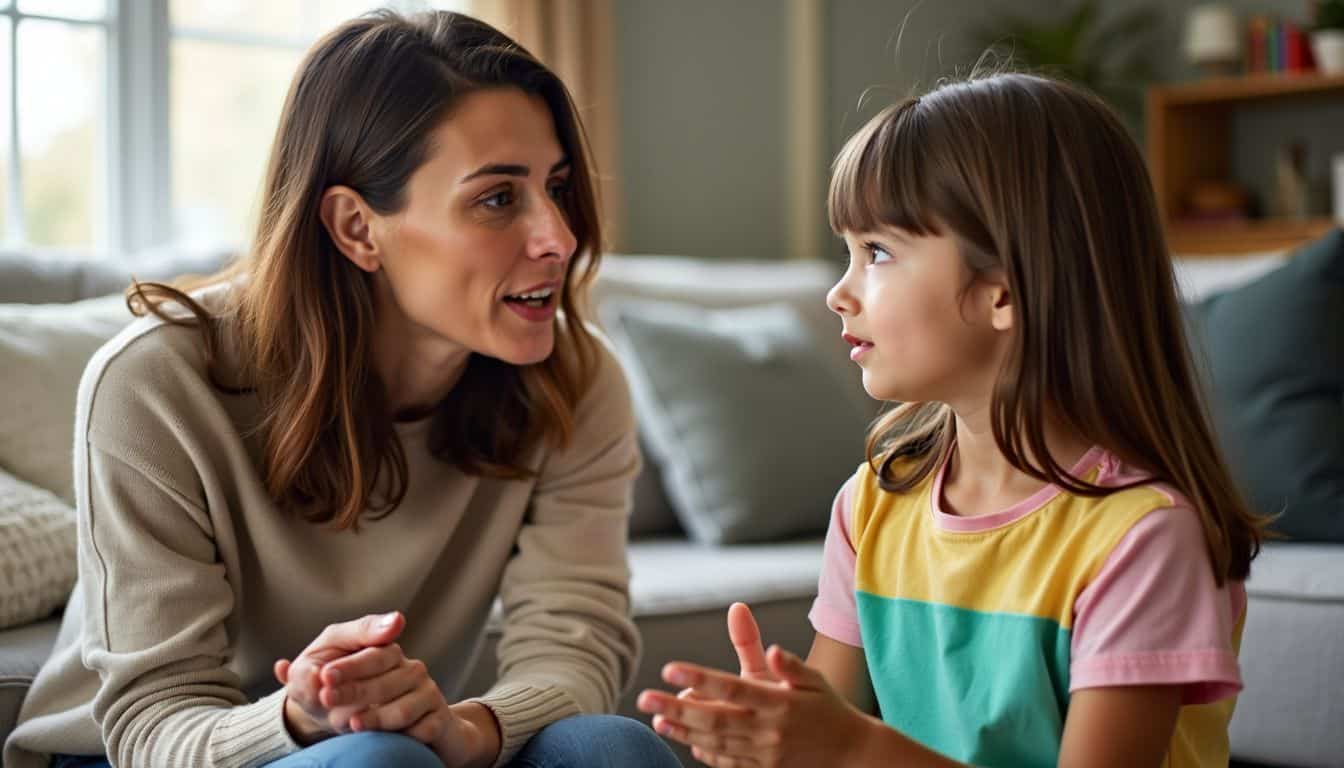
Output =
[{"x1": 78, "y1": 285, "x2": 243, "y2": 441}]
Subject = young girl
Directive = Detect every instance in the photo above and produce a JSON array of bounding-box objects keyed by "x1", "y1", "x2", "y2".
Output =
[{"x1": 638, "y1": 72, "x2": 1262, "y2": 768}]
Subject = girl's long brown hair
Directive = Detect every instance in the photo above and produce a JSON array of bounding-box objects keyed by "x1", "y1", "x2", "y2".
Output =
[
  {"x1": 828, "y1": 73, "x2": 1263, "y2": 584},
  {"x1": 128, "y1": 10, "x2": 604, "y2": 530}
]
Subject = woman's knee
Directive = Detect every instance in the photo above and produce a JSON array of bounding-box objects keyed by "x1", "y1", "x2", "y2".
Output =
[
  {"x1": 515, "y1": 715, "x2": 679, "y2": 768},
  {"x1": 275, "y1": 731, "x2": 441, "y2": 768}
]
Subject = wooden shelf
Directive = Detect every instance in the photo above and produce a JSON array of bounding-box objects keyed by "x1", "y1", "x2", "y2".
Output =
[
  {"x1": 1146, "y1": 74, "x2": 1344, "y2": 256},
  {"x1": 1150, "y1": 72, "x2": 1344, "y2": 106},
  {"x1": 1166, "y1": 217, "x2": 1338, "y2": 256}
]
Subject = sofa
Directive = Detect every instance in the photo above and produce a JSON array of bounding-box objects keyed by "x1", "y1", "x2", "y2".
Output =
[{"x1": 1, "y1": 248, "x2": 1341, "y2": 767}]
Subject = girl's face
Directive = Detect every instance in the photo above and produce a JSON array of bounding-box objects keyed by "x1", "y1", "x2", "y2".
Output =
[
  {"x1": 364, "y1": 87, "x2": 577, "y2": 366},
  {"x1": 828, "y1": 228, "x2": 1011, "y2": 406}
]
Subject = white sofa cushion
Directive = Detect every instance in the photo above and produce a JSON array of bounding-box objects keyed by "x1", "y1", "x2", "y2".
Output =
[
  {"x1": 0, "y1": 470, "x2": 76, "y2": 630},
  {"x1": 0, "y1": 295, "x2": 134, "y2": 502}
]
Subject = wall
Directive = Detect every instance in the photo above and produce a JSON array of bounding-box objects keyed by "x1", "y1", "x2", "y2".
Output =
[{"x1": 616, "y1": 0, "x2": 1335, "y2": 261}]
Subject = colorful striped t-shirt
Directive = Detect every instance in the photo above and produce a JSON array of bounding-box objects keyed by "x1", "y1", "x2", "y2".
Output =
[{"x1": 809, "y1": 445, "x2": 1245, "y2": 767}]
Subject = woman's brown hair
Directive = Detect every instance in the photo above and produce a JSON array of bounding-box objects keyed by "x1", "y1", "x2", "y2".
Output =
[
  {"x1": 828, "y1": 73, "x2": 1264, "y2": 584},
  {"x1": 128, "y1": 10, "x2": 604, "y2": 530}
]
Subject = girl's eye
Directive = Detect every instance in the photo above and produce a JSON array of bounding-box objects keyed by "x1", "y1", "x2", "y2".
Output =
[
  {"x1": 866, "y1": 242, "x2": 893, "y2": 264},
  {"x1": 547, "y1": 178, "x2": 569, "y2": 200},
  {"x1": 482, "y1": 188, "x2": 515, "y2": 209}
]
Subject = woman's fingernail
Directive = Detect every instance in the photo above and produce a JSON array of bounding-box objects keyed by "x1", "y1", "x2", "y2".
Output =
[
  {"x1": 379, "y1": 612, "x2": 398, "y2": 628},
  {"x1": 666, "y1": 669, "x2": 690, "y2": 686},
  {"x1": 640, "y1": 695, "x2": 664, "y2": 713}
]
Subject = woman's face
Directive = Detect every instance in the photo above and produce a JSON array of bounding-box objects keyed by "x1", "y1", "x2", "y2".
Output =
[{"x1": 370, "y1": 87, "x2": 577, "y2": 367}]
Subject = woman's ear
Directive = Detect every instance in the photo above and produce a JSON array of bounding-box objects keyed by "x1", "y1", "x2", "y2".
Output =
[{"x1": 320, "y1": 186, "x2": 382, "y2": 273}]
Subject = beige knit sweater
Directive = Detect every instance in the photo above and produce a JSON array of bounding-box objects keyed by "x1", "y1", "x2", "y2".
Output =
[{"x1": 3, "y1": 297, "x2": 641, "y2": 768}]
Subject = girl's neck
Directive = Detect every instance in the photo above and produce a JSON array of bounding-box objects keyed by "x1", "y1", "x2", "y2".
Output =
[{"x1": 940, "y1": 407, "x2": 1095, "y2": 518}]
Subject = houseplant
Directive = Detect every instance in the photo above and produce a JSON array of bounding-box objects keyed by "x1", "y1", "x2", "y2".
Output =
[
  {"x1": 1313, "y1": 0, "x2": 1344, "y2": 75},
  {"x1": 973, "y1": 1, "x2": 1161, "y2": 130}
]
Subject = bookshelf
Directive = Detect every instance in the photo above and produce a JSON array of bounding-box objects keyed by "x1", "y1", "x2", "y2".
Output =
[{"x1": 1146, "y1": 73, "x2": 1344, "y2": 256}]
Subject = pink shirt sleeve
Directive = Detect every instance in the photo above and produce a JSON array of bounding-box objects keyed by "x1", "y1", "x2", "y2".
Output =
[
  {"x1": 1070, "y1": 505, "x2": 1246, "y2": 705},
  {"x1": 809, "y1": 474, "x2": 863, "y2": 647}
]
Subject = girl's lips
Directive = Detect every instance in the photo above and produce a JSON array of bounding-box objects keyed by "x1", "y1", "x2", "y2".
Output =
[{"x1": 842, "y1": 332, "x2": 874, "y2": 362}]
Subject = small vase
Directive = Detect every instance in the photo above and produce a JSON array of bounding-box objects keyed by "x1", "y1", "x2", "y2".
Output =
[{"x1": 1312, "y1": 29, "x2": 1344, "y2": 75}]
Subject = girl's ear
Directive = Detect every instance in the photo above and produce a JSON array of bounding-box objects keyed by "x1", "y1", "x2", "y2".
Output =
[
  {"x1": 320, "y1": 185, "x2": 384, "y2": 273},
  {"x1": 987, "y1": 278, "x2": 1013, "y2": 332}
]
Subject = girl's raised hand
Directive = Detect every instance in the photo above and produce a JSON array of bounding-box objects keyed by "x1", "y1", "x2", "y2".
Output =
[{"x1": 638, "y1": 644, "x2": 870, "y2": 768}]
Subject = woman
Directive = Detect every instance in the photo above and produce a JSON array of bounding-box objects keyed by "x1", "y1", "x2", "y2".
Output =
[{"x1": 3, "y1": 10, "x2": 678, "y2": 768}]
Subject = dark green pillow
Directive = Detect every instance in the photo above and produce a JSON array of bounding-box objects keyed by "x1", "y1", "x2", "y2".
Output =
[{"x1": 1184, "y1": 228, "x2": 1344, "y2": 541}]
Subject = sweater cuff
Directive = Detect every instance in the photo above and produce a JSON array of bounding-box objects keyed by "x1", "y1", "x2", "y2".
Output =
[
  {"x1": 468, "y1": 682, "x2": 581, "y2": 767},
  {"x1": 211, "y1": 688, "x2": 301, "y2": 766}
]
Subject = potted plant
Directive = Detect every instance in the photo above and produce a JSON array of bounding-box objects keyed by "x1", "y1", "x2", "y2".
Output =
[
  {"x1": 973, "y1": 1, "x2": 1161, "y2": 133},
  {"x1": 1315, "y1": 0, "x2": 1344, "y2": 75}
]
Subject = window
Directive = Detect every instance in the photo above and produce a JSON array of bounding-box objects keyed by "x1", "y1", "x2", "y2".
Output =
[{"x1": 7, "y1": 0, "x2": 465, "y2": 256}]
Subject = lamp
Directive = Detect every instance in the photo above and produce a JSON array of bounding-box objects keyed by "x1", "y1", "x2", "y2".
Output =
[{"x1": 1185, "y1": 4, "x2": 1242, "y2": 76}]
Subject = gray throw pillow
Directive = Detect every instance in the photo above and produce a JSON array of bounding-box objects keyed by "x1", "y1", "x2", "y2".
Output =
[
  {"x1": 1184, "y1": 228, "x2": 1344, "y2": 541},
  {"x1": 602, "y1": 298, "x2": 871, "y2": 545}
]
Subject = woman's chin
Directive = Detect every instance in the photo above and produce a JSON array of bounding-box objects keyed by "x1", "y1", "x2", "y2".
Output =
[{"x1": 494, "y1": 336, "x2": 555, "y2": 366}]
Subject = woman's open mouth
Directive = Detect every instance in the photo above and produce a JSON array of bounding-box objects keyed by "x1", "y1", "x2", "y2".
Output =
[{"x1": 503, "y1": 285, "x2": 558, "y2": 322}]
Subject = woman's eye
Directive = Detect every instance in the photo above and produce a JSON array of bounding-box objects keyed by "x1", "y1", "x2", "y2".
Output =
[
  {"x1": 482, "y1": 188, "x2": 515, "y2": 209},
  {"x1": 547, "y1": 179, "x2": 569, "y2": 200}
]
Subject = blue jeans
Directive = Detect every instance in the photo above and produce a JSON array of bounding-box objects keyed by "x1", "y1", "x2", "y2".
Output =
[{"x1": 52, "y1": 714, "x2": 679, "y2": 767}]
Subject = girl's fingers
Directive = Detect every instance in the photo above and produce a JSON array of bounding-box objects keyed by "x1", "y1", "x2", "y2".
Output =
[
  {"x1": 322, "y1": 658, "x2": 426, "y2": 710},
  {"x1": 638, "y1": 690, "x2": 758, "y2": 734},
  {"x1": 350, "y1": 678, "x2": 442, "y2": 732},
  {"x1": 659, "y1": 663, "x2": 783, "y2": 710},
  {"x1": 653, "y1": 714, "x2": 762, "y2": 755},
  {"x1": 320, "y1": 643, "x2": 404, "y2": 687}
]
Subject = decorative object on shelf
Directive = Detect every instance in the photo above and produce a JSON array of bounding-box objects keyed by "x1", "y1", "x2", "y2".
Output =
[
  {"x1": 973, "y1": 1, "x2": 1160, "y2": 128},
  {"x1": 1185, "y1": 4, "x2": 1242, "y2": 76},
  {"x1": 1184, "y1": 179, "x2": 1251, "y2": 221},
  {"x1": 1273, "y1": 141, "x2": 1311, "y2": 219},
  {"x1": 1314, "y1": 0, "x2": 1344, "y2": 75},
  {"x1": 1333, "y1": 153, "x2": 1344, "y2": 224}
]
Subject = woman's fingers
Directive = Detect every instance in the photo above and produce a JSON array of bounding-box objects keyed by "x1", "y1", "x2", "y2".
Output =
[
  {"x1": 322, "y1": 656, "x2": 425, "y2": 709},
  {"x1": 350, "y1": 676, "x2": 442, "y2": 732},
  {"x1": 320, "y1": 643, "x2": 404, "y2": 687}
]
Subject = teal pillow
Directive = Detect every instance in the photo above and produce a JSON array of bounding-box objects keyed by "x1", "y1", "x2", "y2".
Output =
[
  {"x1": 1185, "y1": 228, "x2": 1344, "y2": 541},
  {"x1": 601, "y1": 299, "x2": 870, "y2": 545}
]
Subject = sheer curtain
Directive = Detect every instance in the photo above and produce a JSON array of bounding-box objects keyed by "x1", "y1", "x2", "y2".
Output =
[{"x1": 469, "y1": 0, "x2": 623, "y2": 251}]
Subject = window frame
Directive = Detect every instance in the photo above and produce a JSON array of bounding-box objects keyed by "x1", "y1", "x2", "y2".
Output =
[{"x1": 8, "y1": 0, "x2": 450, "y2": 257}]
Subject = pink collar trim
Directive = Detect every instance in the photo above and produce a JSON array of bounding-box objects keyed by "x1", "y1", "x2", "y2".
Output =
[{"x1": 929, "y1": 444, "x2": 1108, "y2": 533}]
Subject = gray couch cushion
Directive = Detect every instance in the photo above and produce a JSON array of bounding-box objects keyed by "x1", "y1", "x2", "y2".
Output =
[
  {"x1": 1184, "y1": 229, "x2": 1344, "y2": 541},
  {"x1": 602, "y1": 298, "x2": 867, "y2": 545},
  {"x1": 0, "y1": 617, "x2": 61, "y2": 748},
  {"x1": 0, "y1": 249, "x2": 230, "y2": 304},
  {"x1": 1231, "y1": 543, "x2": 1344, "y2": 766}
]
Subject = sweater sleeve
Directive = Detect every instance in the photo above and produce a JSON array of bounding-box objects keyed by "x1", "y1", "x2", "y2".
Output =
[
  {"x1": 468, "y1": 338, "x2": 642, "y2": 765},
  {"x1": 78, "y1": 442, "x2": 300, "y2": 768},
  {"x1": 73, "y1": 326, "x2": 300, "y2": 768}
]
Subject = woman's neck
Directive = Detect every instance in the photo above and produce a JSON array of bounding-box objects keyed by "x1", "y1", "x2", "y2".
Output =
[
  {"x1": 371, "y1": 283, "x2": 471, "y2": 420},
  {"x1": 940, "y1": 404, "x2": 1094, "y2": 518}
]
